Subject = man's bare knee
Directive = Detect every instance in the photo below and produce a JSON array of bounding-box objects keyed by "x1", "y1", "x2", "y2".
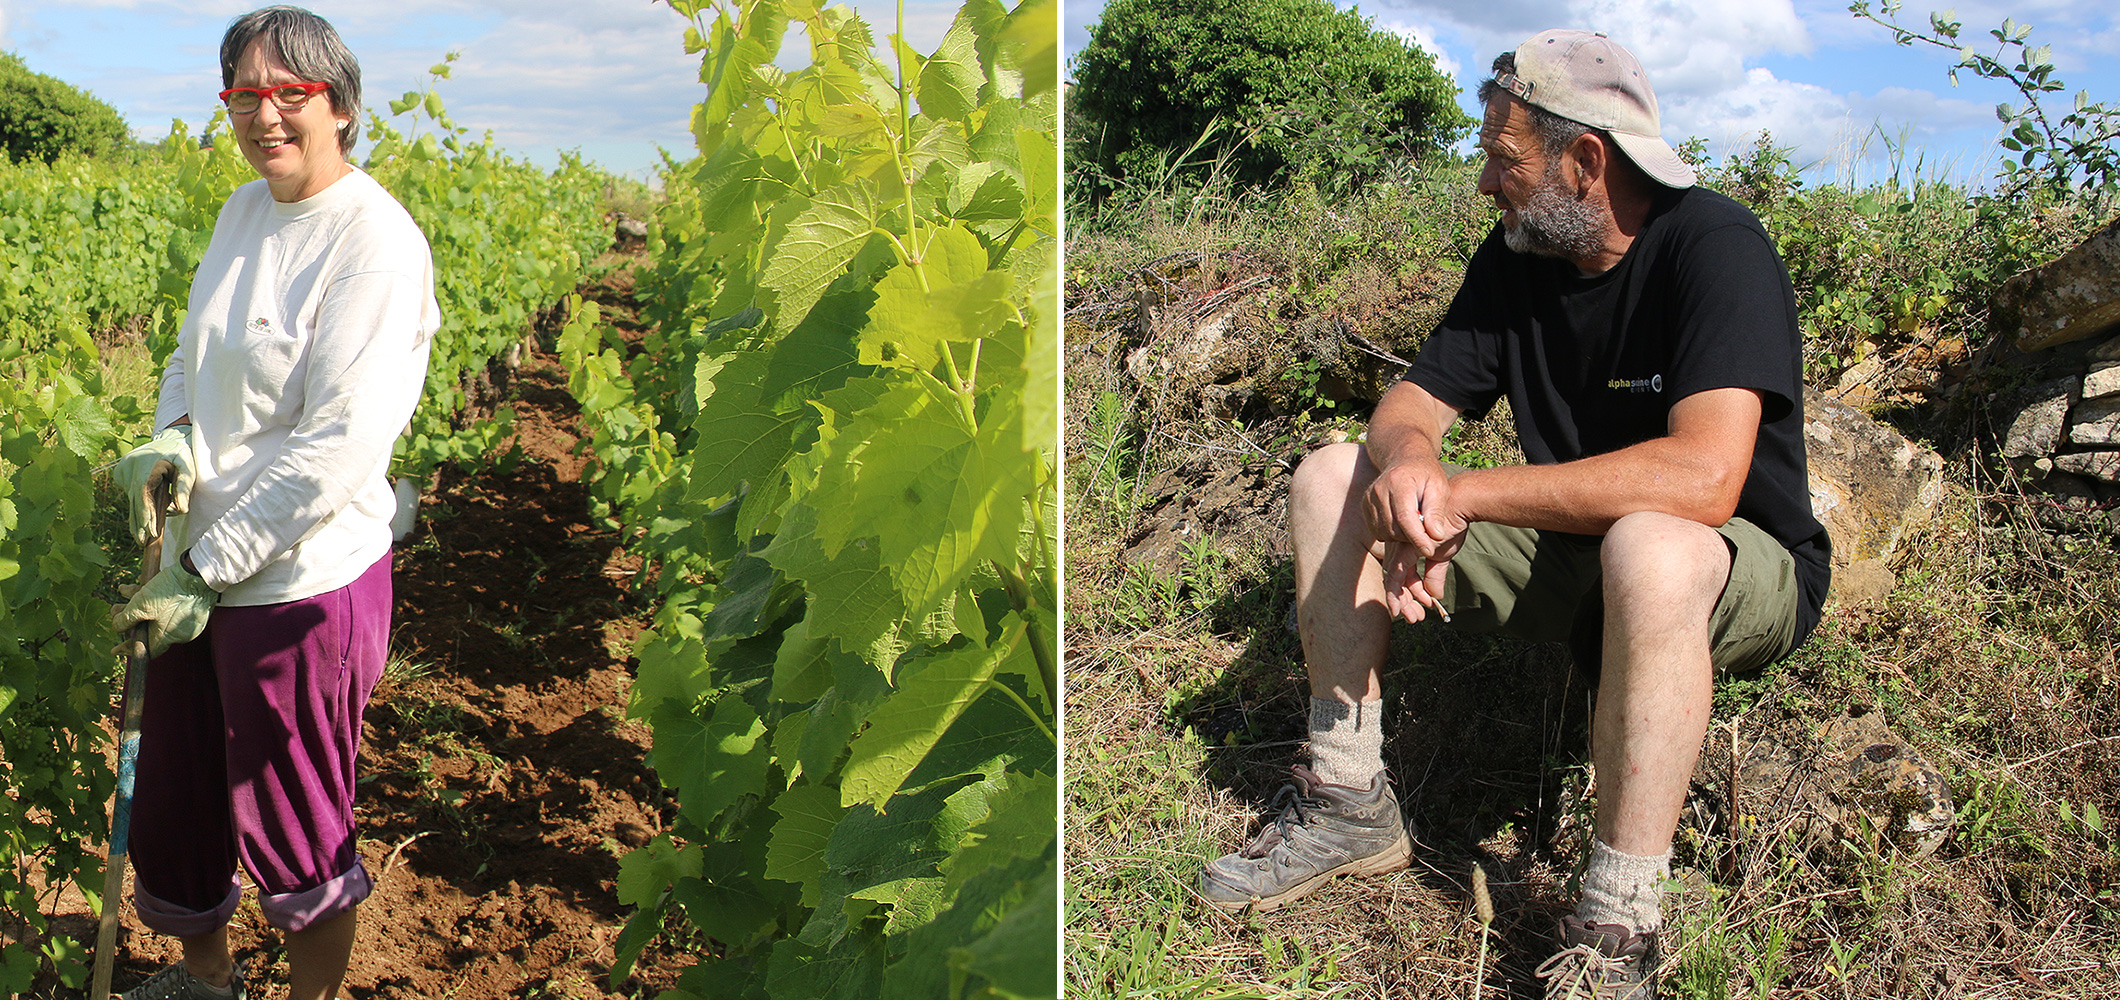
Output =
[
  {"x1": 1288, "y1": 442, "x2": 1372, "y2": 524},
  {"x1": 1600, "y1": 511, "x2": 1729, "y2": 606}
]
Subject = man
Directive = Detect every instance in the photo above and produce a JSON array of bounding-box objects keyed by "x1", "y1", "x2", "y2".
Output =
[{"x1": 1198, "y1": 29, "x2": 1830, "y2": 998}]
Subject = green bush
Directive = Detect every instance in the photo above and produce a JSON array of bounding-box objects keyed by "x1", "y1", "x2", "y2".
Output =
[
  {"x1": 0, "y1": 52, "x2": 131, "y2": 163},
  {"x1": 1069, "y1": 0, "x2": 1469, "y2": 200}
]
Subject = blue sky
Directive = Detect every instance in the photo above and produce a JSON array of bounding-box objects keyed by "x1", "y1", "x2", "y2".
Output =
[
  {"x1": 0, "y1": 1, "x2": 964, "y2": 182},
  {"x1": 1065, "y1": 0, "x2": 2120, "y2": 189}
]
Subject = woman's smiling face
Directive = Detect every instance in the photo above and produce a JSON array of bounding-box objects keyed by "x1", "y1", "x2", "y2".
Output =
[{"x1": 229, "y1": 37, "x2": 352, "y2": 203}]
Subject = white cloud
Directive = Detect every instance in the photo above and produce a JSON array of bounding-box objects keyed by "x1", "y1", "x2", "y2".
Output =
[{"x1": 1368, "y1": 11, "x2": 1462, "y2": 79}]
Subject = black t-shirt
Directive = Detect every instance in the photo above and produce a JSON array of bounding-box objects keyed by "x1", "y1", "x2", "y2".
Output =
[{"x1": 1407, "y1": 186, "x2": 1831, "y2": 645}]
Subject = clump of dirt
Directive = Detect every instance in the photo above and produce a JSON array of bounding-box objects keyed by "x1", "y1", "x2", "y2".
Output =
[{"x1": 36, "y1": 267, "x2": 692, "y2": 999}]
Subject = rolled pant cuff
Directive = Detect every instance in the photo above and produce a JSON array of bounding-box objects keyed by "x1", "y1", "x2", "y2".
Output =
[
  {"x1": 260, "y1": 860, "x2": 372, "y2": 932},
  {"x1": 135, "y1": 877, "x2": 242, "y2": 938}
]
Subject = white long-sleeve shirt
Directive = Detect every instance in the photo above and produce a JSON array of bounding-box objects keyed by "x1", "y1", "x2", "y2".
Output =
[{"x1": 154, "y1": 168, "x2": 439, "y2": 607}]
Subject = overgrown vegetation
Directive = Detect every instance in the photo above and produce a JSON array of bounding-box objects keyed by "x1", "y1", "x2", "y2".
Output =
[
  {"x1": 0, "y1": 52, "x2": 131, "y2": 164},
  {"x1": 1067, "y1": 0, "x2": 1469, "y2": 203},
  {"x1": 1066, "y1": 5, "x2": 2120, "y2": 998}
]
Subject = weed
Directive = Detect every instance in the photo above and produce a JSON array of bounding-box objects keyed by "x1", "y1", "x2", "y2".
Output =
[
  {"x1": 1081, "y1": 388, "x2": 1141, "y2": 515},
  {"x1": 381, "y1": 652, "x2": 436, "y2": 689},
  {"x1": 1955, "y1": 767, "x2": 2052, "y2": 859}
]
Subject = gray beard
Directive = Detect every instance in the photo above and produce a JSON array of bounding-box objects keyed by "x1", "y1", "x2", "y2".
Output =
[{"x1": 1502, "y1": 176, "x2": 1605, "y2": 262}]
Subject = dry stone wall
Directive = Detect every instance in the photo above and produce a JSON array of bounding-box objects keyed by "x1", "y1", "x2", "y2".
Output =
[{"x1": 1987, "y1": 215, "x2": 2120, "y2": 507}]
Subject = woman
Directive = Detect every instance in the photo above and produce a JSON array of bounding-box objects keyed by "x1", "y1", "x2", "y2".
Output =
[{"x1": 110, "y1": 6, "x2": 438, "y2": 999}]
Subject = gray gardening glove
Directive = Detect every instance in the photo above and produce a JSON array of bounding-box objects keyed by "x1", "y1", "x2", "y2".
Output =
[
  {"x1": 114, "y1": 424, "x2": 196, "y2": 546},
  {"x1": 111, "y1": 557, "x2": 218, "y2": 658}
]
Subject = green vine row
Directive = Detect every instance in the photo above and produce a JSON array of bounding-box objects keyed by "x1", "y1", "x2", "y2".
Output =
[{"x1": 571, "y1": 1, "x2": 1059, "y2": 996}]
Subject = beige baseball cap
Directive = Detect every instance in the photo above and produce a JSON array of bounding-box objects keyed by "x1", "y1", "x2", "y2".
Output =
[{"x1": 1493, "y1": 29, "x2": 1695, "y2": 188}]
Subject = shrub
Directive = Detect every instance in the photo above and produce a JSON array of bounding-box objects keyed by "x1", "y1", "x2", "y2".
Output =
[
  {"x1": 0, "y1": 52, "x2": 131, "y2": 164},
  {"x1": 1069, "y1": 0, "x2": 1469, "y2": 200}
]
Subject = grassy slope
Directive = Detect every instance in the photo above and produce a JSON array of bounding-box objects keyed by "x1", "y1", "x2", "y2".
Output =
[{"x1": 1063, "y1": 161, "x2": 2120, "y2": 999}]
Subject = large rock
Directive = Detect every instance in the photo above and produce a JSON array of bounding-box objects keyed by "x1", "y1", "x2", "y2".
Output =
[
  {"x1": 1996, "y1": 376, "x2": 2080, "y2": 459},
  {"x1": 1994, "y1": 214, "x2": 2120, "y2": 352},
  {"x1": 2055, "y1": 450, "x2": 2120, "y2": 483},
  {"x1": 1803, "y1": 391, "x2": 1945, "y2": 604},
  {"x1": 2085, "y1": 360, "x2": 2120, "y2": 399},
  {"x1": 2072, "y1": 397, "x2": 2120, "y2": 446}
]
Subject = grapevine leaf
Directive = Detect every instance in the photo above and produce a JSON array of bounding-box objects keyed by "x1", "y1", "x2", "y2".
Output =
[
  {"x1": 766, "y1": 783, "x2": 844, "y2": 906},
  {"x1": 609, "y1": 899, "x2": 669, "y2": 987},
  {"x1": 53, "y1": 395, "x2": 112, "y2": 459},
  {"x1": 947, "y1": 164, "x2": 1026, "y2": 223},
  {"x1": 801, "y1": 371, "x2": 1033, "y2": 619},
  {"x1": 674, "y1": 872, "x2": 785, "y2": 951},
  {"x1": 771, "y1": 709, "x2": 810, "y2": 785},
  {"x1": 901, "y1": 118, "x2": 973, "y2": 193},
  {"x1": 702, "y1": 552, "x2": 793, "y2": 644},
  {"x1": 617, "y1": 834, "x2": 703, "y2": 907},
  {"x1": 687, "y1": 354, "x2": 808, "y2": 504},
  {"x1": 770, "y1": 613, "x2": 832, "y2": 704},
  {"x1": 952, "y1": 865, "x2": 1059, "y2": 998},
  {"x1": 758, "y1": 505, "x2": 906, "y2": 664},
  {"x1": 840, "y1": 626, "x2": 1021, "y2": 807},
  {"x1": 1000, "y1": 0, "x2": 1058, "y2": 97},
  {"x1": 798, "y1": 657, "x2": 891, "y2": 778},
  {"x1": 822, "y1": 778, "x2": 971, "y2": 895},
  {"x1": 1016, "y1": 124, "x2": 1059, "y2": 238},
  {"x1": 941, "y1": 772, "x2": 1055, "y2": 895},
  {"x1": 759, "y1": 183, "x2": 880, "y2": 331},
  {"x1": 858, "y1": 225, "x2": 1010, "y2": 371},
  {"x1": 764, "y1": 930, "x2": 884, "y2": 1000},
  {"x1": 652, "y1": 693, "x2": 772, "y2": 827},
  {"x1": 680, "y1": 955, "x2": 766, "y2": 1000},
  {"x1": 881, "y1": 854, "x2": 1047, "y2": 998},
  {"x1": 1022, "y1": 243, "x2": 1059, "y2": 455},
  {"x1": 626, "y1": 625, "x2": 709, "y2": 718},
  {"x1": 916, "y1": 9, "x2": 984, "y2": 122},
  {"x1": 902, "y1": 679, "x2": 1053, "y2": 792},
  {"x1": 759, "y1": 282, "x2": 876, "y2": 409},
  {"x1": 848, "y1": 876, "x2": 947, "y2": 934}
]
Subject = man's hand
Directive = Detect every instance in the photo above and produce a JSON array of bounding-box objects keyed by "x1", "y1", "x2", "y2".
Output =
[
  {"x1": 114, "y1": 425, "x2": 196, "y2": 546},
  {"x1": 111, "y1": 559, "x2": 218, "y2": 659},
  {"x1": 1363, "y1": 459, "x2": 1468, "y2": 623}
]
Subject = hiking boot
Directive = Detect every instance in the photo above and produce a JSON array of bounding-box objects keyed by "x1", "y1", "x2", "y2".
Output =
[
  {"x1": 119, "y1": 960, "x2": 246, "y2": 1000},
  {"x1": 1198, "y1": 765, "x2": 1411, "y2": 912},
  {"x1": 1536, "y1": 915, "x2": 1660, "y2": 999}
]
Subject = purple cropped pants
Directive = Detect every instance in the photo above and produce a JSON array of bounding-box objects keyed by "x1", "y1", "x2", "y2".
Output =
[{"x1": 130, "y1": 554, "x2": 390, "y2": 935}]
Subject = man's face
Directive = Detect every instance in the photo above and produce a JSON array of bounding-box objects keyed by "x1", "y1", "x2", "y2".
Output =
[{"x1": 1476, "y1": 97, "x2": 1605, "y2": 263}]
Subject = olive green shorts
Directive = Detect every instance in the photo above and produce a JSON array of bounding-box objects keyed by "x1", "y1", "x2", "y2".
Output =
[{"x1": 1435, "y1": 516, "x2": 1800, "y2": 676}]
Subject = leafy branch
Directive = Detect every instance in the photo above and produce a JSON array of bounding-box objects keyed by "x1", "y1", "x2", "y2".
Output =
[{"x1": 1851, "y1": 1, "x2": 2120, "y2": 195}]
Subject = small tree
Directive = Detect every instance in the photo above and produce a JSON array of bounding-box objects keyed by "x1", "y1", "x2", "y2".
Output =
[
  {"x1": 0, "y1": 52, "x2": 132, "y2": 163},
  {"x1": 1851, "y1": 1, "x2": 2120, "y2": 197},
  {"x1": 1069, "y1": 0, "x2": 1469, "y2": 198}
]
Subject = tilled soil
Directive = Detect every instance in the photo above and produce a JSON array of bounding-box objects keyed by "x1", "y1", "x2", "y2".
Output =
[{"x1": 38, "y1": 285, "x2": 689, "y2": 998}]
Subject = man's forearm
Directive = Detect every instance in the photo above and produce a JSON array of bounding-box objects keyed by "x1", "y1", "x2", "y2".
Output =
[
  {"x1": 1449, "y1": 440, "x2": 1741, "y2": 534},
  {"x1": 1364, "y1": 381, "x2": 1458, "y2": 474},
  {"x1": 1449, "y1": 386, "x2": 1762, "y2": 534}
]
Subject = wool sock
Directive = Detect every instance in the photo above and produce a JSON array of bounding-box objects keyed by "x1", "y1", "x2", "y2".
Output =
[
  {"x1": 1307, "y1": 696, "x2": 1385, "y2": 788},
  {"x1": 1576, "y1": 838, "x2": 1672, "y2": 933}
]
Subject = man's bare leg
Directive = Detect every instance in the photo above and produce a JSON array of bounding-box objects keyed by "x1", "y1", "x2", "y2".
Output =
[
  {"x1": 1195, "y1": 442, "x2": 1408, "y2": 914},
  {"x1": 1581, "y1": 510, "x2": 1728, "y2": 931},
  {"x1": 1289, "y1": 442, "x2": 1391, "y2": 706}
]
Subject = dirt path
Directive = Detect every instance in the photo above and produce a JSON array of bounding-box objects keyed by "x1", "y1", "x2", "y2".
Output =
[{"x1": 40, "y1": 273, "x2": 688, "y2": 999}]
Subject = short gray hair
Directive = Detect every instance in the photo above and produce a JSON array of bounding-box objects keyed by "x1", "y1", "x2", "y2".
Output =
[
  {"x1": 220, "y1": 6, "x2": 362, "y2": 155},
  {"x1": 1476, "y1": 51, "x2": 1601, "y2": 164}
]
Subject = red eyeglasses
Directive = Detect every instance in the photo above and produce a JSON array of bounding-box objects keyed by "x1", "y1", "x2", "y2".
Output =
[{"x1": 219, "y1": 81, "x2": 332, "y2": 114}]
